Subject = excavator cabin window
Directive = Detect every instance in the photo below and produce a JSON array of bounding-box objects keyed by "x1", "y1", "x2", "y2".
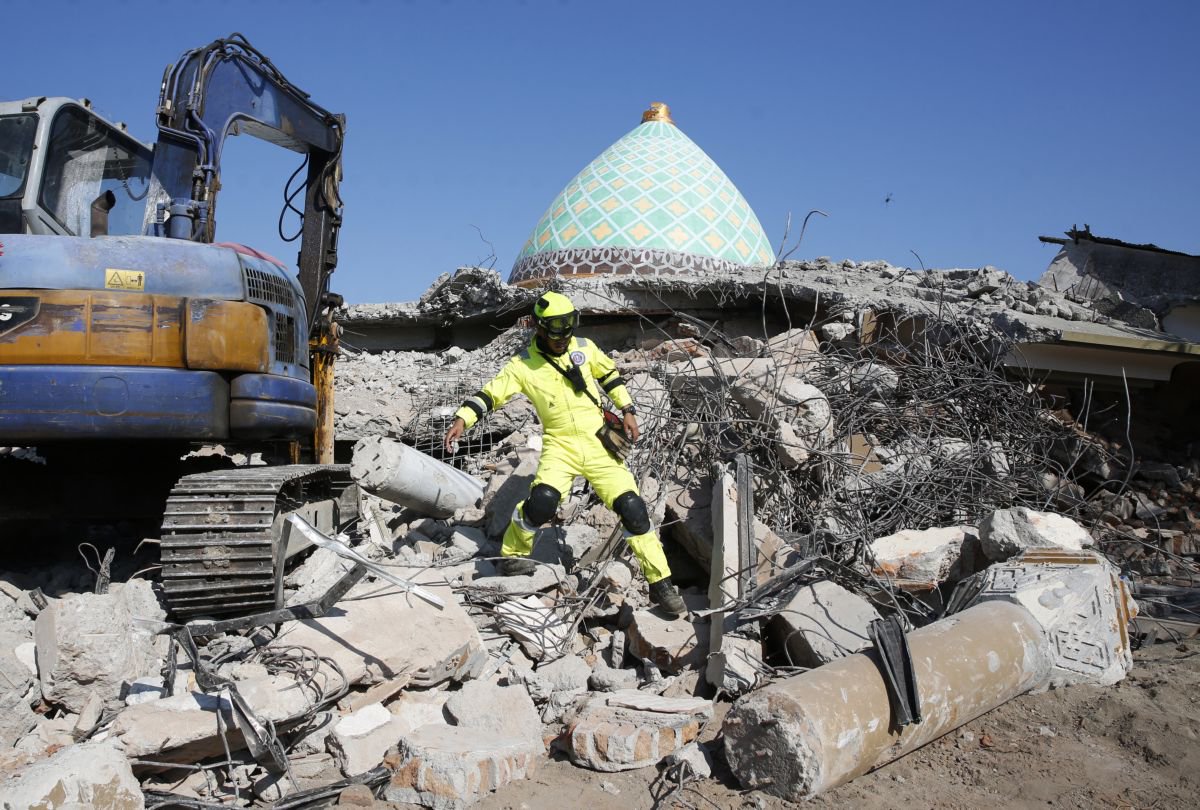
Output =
[
  {"x1": 0, "y1": 113, "x2": 37, "y2": 233},
  {"x1": 38, "y1": 105, "x2": 152, "y2": 237}
]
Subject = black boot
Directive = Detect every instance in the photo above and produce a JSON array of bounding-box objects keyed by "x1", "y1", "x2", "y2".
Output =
[
  {"x1": 498, "y1": 557, "x2": 536, "y2": 577},
  {"x1": 648, "y1": 576, "x2": 687, "y2": 617}
]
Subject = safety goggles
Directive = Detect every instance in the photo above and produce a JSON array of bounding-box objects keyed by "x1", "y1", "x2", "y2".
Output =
[{"x1": 537, "y1": 311, "x2": 579, "y2": 337}]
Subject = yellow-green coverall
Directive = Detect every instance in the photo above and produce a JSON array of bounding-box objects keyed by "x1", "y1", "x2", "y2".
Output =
[{"x1": 454, "y1": 336, "x2": 672, "y2": 583}]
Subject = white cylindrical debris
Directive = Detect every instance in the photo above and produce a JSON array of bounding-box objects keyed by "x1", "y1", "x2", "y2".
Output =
[
  {"x1": 351, "y1": 436, "x2": 483, "y2": 518},
  {"x1": 723, "y1": 601, "x2": 1053, "y2": 801}
]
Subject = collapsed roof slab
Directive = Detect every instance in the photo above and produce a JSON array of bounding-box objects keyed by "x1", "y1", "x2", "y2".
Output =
[{"x1": 343, "y1": 259, "x2": 1200, "y2": 387}]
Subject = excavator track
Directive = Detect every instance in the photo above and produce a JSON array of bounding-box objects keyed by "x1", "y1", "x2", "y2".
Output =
[{"x1": 160, "y1": 464, "x2": 354, "y2": 620}]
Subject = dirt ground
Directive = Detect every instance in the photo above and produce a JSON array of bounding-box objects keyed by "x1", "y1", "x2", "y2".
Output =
[{"x1": 466, "y1": 635, "x2": 1200, "y2": 810}]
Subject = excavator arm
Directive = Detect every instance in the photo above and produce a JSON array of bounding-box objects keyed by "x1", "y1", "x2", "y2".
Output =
[{"x1": 150, "y1": 33, "x2": 345, "y2": 337}]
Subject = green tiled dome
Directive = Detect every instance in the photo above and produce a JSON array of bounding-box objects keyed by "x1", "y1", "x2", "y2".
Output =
[{"x1": 510, "y1": 103, "x2": 774, "y2": 286}]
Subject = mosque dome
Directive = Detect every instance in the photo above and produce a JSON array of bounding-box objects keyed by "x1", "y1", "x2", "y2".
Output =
[{"x1": 509, "y1": 103, "x2": 775, "y2": 286}]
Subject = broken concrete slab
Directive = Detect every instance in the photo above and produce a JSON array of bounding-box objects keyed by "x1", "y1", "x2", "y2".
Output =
[
  {"x1": 384, "y1": 724, "x2": 542, "y2": 809},
  {"x1": 274, "y1": 573, "x2": 484, "y2": 688},
  {"x1": 967, "y1": 548, "x2": 1137, "y2": 687},
  {"x1": 112, "y1": 675, "x2": 319, "y2": 761},
  {"x1": 567, "y1": 690, "x2": 713, "y2": 772},
  {"x1": 663, "y1": 469, "x2": 715, "y2": 571},
  {"x1": 14, "y1": 713, "x2": 75, "y2": 756},
  {"x1": 978, "y1": 508, "x2": 1094, "y2": 561},
  {"x1": 0, "y1": 739, "x2": 144, "y2": 810},
  {"x1": 0, "y1": 605, "x2": 37, "y2": 747},
  {"x1": 531, "y1": 654, "x2": 592, "y2": 696},
  {"x1": 444, "y1": 680, "x2": 543, "y2": 745},
  {"x1": 329, "y1": 702, "x2": 405, "y2": 777},
  {"x1": 766, "y1": 580, "x2": 880, "y2": 668},
  {"x1": 469, "y1": 562, "x2": 568, "y2": 594},
  {"x1": 870, "y1": 525, "x2": 980, "y2": 586},
  {"x1": 707, "y1": 633, "x2": 762, "y2": 695},
  {"x1": 588, "y1": 662, "x2": 639, "y2": 692},
  {"x1": 766, "y1": 327, "x2": 821, "y2": 375},
  {"x1": 706, "y1": 464, "x2": 764, "y2": 695},
  {"x1": 34, "y1": 578, "x2": 166, "y2": 713},
  {"x1": 0, "y1": 686, "x2": 37, "y2": 750},
  {"x1": 252, "y1": 752, "x2": 339, "y2": 802},
  {"x1": 73, "y1": 689, "x2": 104, "y2": 740},
  {"x1": 389, "y1": 689, "x2": 452, "y2": 733},
  {"x1": 627, "y1": 597, "x2": 710, "y2": 674}
]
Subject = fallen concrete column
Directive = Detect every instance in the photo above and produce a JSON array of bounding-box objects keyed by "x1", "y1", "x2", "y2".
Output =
[
  {"x1": 351, "y1": 435, "x2": 483, "y2": 518},
  {"x1": 723, "y1": 601, "x2": 1052, "y2": 801}
]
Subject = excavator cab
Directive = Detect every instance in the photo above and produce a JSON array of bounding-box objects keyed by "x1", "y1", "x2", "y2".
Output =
[{"x1": 0, "y1": 98, "x2": 153, "y2": 237}]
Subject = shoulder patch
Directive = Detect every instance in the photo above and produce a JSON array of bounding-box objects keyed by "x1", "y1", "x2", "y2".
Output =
[
  {"x1": 517, "y1": 349, "x2": 531, "y2": 360},
  {"x1": 576, "y1": 337, "x2": 590, "y2": 348},
  {"x1": 569, "y1": 350, "x2": 586, "y2": 367}
]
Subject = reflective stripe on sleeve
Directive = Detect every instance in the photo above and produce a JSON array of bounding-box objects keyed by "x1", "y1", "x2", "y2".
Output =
[{"x1": 602, "y1": 375, "x2": 626, "y2": 393}]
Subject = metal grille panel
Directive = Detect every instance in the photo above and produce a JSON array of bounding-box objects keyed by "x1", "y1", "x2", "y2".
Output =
[
  {"x1": 245, "y1": 267, "x2": 296, "y2": 308},
  {"x1": 274, "y1": 313, "x2": 297, "y2": 365}
]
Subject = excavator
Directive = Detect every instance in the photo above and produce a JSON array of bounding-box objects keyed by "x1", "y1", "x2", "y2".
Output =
[{"x1": 0, "y1": 35, "x2": 354, "y2": 619}]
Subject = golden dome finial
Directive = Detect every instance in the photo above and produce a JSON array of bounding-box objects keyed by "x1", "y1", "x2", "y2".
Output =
[{"x1": 641, "y1": 102, "x2": 674, "y2": 125}]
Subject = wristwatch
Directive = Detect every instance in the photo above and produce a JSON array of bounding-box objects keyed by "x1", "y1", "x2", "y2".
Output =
[{"x1": 621, "y1": 405, "x2": 637, "y2": 416}]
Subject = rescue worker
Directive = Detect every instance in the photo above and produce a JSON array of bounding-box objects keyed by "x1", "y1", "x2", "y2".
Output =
[{"x1": 443, "y1": 291, "x2": 687, "y2": 616}]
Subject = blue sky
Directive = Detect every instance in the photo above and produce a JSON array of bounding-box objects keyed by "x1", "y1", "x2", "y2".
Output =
[{"x1": 3, "y1": 0, "x2": 1195, "y2": 304}]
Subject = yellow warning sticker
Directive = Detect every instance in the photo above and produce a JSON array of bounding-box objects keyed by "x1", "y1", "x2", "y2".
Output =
[{"x1": 105, "y1": 269, "x2": 145, "y2": 291}]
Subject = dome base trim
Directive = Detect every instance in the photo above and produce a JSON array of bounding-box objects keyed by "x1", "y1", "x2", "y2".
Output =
[{"x1": 510, "y1": 246, "x2": 770, "y2": 287}]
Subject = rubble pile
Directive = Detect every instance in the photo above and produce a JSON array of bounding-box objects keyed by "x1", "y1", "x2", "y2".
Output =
[{"x1": 0, "y1": 260, "x2": 1196, "y2": 807}]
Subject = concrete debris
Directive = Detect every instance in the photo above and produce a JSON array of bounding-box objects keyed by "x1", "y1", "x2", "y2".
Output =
[
  {"x1": 274, "y1": 576, "x2": 484, "y2": 688},
  {"x1": 470, "y1": 562, "x2": 568, "y2": 594},
  {"x1": 111, "y1": 674, "x2": 313, "y2": 761},
  {"x1": 870, "y1": 525, "x2": 982, "y2": 586},
  {"x1": 588, "y1": 662, "x2": 639, "y2": 692},
  {"x1": 389, "y1": 689, "x2": 453, "y2": 733},
  {"x1": 766, "y1": 580, "x2": 880, "y2": 668},
  {"x1": 329, "y1": 702, "x2": 405, "y2": 777},
  {"x1": 627, "y1": 601, "x2": 709, "y2": 674},
  {"x1": 978, "y1": 507, "x2": 1094, "y2": 561},
  {"x1": 662, "y1": 741, "x2": 713, "y2": 779},
  {"x1": 567, "y1": 690, "x2": 713, "y2": 772},
  {"x1": 0, "y1": 686, "x2": 38, "y2": 750},
  {"x1": 530, "y1": 654, "x2": 592, "y2": 696},
  {"x1": 0, "y1": 604, "x2": 37, "y2": 747},
  {"x1": 15, "y1": 713, "x2": 76, "y2": 756},
  {"x1": 494, "y1": 594, "x2": 573, "y2": 661},
  {"x1": 444, "y1": 679, "x2": 543, "y2": 746},
  {"x1": 385, "y1": 724, "x2": 542, "y2": 809},
  {"x1": 0, "y1": 740, "x2": 144, "y2": 810},
  {"x1": 34, "y1": 578, "x2": 166, "y2": 713}
]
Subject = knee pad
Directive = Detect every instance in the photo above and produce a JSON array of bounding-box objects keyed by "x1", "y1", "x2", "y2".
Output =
[
  {"x1": 522, "y1": 483, "x2": 561, "y2": 527},
  {"x1": 613, "y1": 490, "x2": 651, "y2": 535}
]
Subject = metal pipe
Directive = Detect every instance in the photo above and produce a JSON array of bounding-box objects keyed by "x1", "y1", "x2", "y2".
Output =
[
  {"x1": 723, "y1": 601, "x2": 1052, "y2": 801},
  {"x1": 350, "y1": 435, "x2": 484, "y2": 519}
]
